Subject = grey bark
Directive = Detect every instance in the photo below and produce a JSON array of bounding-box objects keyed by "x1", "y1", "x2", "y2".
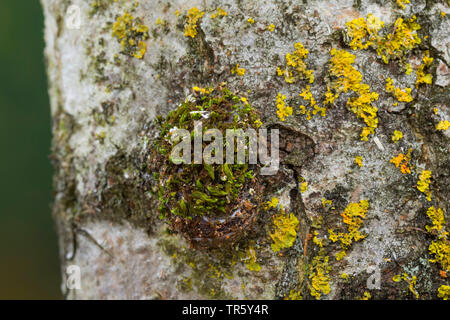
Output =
[{"x1": 42, "y1": 0, "x2": 449, "y2": 300}]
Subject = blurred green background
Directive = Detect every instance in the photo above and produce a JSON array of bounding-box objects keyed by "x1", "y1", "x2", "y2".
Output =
[{"x1": 0, "y1": 1, "x2": 61, "y2": 299}]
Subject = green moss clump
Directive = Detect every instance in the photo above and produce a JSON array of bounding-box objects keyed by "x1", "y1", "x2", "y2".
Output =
[{"x1": 151, "y1": 84, "x2": 264, "y2": 248}]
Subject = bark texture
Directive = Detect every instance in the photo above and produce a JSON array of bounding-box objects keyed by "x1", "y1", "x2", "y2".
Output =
[{"x1": 42, "y1": 0, "x2": 449, "y2": 299}]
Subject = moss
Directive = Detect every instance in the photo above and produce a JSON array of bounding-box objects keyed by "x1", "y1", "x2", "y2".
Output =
[{"x1": 151, "y1": 85, "x2": 264, "y2": 248}]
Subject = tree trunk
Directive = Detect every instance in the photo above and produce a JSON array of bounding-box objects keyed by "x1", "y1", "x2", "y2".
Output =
[{"x1": 42, "y1": 0, "x2": 449, "y2": 300}]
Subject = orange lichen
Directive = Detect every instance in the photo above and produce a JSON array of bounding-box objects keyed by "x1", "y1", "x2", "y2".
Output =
[{"x1": 390, "y1": 150, "x2": 411, "y2": 174}]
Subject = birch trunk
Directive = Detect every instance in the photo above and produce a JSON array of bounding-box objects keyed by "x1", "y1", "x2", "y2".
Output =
[{"x1": 42, "y1": 0, "x2": 449, "y2": 300}]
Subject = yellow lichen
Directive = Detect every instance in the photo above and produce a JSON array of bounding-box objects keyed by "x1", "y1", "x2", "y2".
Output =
[
  {"x1": 341, "y1": 272, "x2": 350, "y2": 280},
  {"x1": 354, "y1": 156, "x2": 363, "y2": 167},
  {"x1": 112, "y1": 12, "x2": 149, "y2": 59},
  {"x1": 404, "y1": 63, "x2": 413, "y2": 75},
  {"x1": 377, "y1": 16, "x2": 421, "y2": 63},
  {"x1": 309, "y1": 254, "x2": 331, "y2": 300},
  {"x1": 386, "y1": 77, "x2": 395, "y2": 93},
  {"x1": 322, "y1": 198, "x2": 333, "y2": 208},
  {"x1": 426, "y1": 206, "x2": 446, "y2": 234},
  {"x1": 242, "y1": 247, "x2": 261, "y2": 271},
  {"x1": 192, "y1": 85, "x2": 214, "y2": 95},
  {"x1": 211, "y1": 7, "x2": 227, "y2": 19},
  {"x1": 284, "y1": 290, "x2": 303, "y2": 300},
  {"x1": 265, "y1": 197, "x2": 279, "y2": 209},
  {"x1": 247, "y1": 17, "x2": 255, "y2": 24},
  {"x1": 429, "y1": 239, "x2": 450, "y2": 273},
  {"x1": 417, "y1": 170, "x2": 432, "y2": 201},
  {"x1": 328, "y1": 49, "x2": 379, "y2": 141},
  {"x1": 269, "y1": 211, "x2": 299, "y2": 252},
  {"x1": 184, "y1": 7, "x2": 205, "y2": 38},
  {"x1": 361, "y1": 291, "x2": 372, "y2": 300},
  {"x1": 300, "y1": 182, "x2": 308, "y2": 193},
  {"x1": 267, "y1": 24, "x2": 275, "y2": 32},
  {"x1": 386, "y1": 78, "x2": 413, "y2": 102},
  {"x1": 313, "y1": 231, "x2": 324, "y2": 248},
  {"x1": 275, "y1": 93, "x2": 293, "y2": 122},
  {"x1": 298, "y1": 86, "x2": 327, "y2": 118},
  {"x1": 328, "y1": 200, "x2": 369, "y2": 260},
  {"x1": 426, "y1": 206, "x2": 449, "y2": 273},
  {"x1": 436, "y1": 120, "x2": 450, "y2": 131},
  {"x1": 336, "y1": 250, "x2": 347, "y2": 261},
  {"x1": 392, "y1": 130, "x2": 403, "y2": 142},
  {"x1": 396, "y1": 0, "x2": 410, "y2": 9},
  {"x1": 324, "y1": 87, "x2": 339, "y2": 105},
  {"x1": 416, "y1": 51, "x2": 433, "y2": 87},
  {"x1": 345, "y1": 14, "x2": 384, "y2": 50},
  {"x1": 345, "y1": 14, "x2": 422, "y2": 63},
  {"x1": 278, "y1": 42, "x2": 315, "y2": 84},
  {"x1": 438, "y1": 285, "x2": 450, "y2": 300},
  {"x1": 231, "y1": 63, "x2": 246, "y2": 76},
  {"x1": 392, "y1": 273, "x2": 420, "y2": 299}
]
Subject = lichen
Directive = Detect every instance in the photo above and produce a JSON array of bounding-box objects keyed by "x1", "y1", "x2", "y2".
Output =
[
  {"x1": 392, "y1": 273, "x2": 420, "y2": 299},
  {"x1": 436, "y1": 120, "x2": 450, "y2": 131},
  {"x1": 184, "y1": 7, "x2": 205, "y2": 38},
  {"x1": 328, "y1": 49, "x2": 379, "y2": 141},
  {"x1": 277, "y1": 42, "x2": 314, "y2": 84},
  {"x1": 416, "y1": 51, "x2": 434, "y2": 87},
  {"x1": 241, "y1": 246, "x2": 261, "y2": 271},
  {"x1": 437, "y1": 285, "x2": 450, "y2": 300},
  {"x1": 386, "y1": 78, "x2": 413, "y2": 103},
  {"x1": 231, "y1": 64, "x2": 246, "y2": 76},
  {"x1": 390, "y1": 150, "x2": 412, "y2": 174},
  {"x1": 269, "y1": 209, "x2": 299, "y2": 253},
  {"x1": 309, "y1": 253, "x2": 331, "y2": 300},
  {"x1": 328, "y1": 200, "x2": 369, "y2": 260},
  {"x1": 396, "y1": 0, "x2": 410, "y2": 10},
  {"x1": 275, "y1": 93, "x2": 293, "y2": 122},
  {"x1": 345, "y1": 13, "x2": 421, "y2": 64},
  {"x1": 211, "y1": 7, "x2": 227, "y2": 19},
  {"x1": 112, "y1": 12, "x2": 149, "y2": 59},
  {"x1": 417, "y1": 170, "x2": 432, "y2": 201},
  {"x1": 377, "y1": 16, "x2": 422, "y2": 64},
  {"x1": 391, "y1": 130, "x2": 403, "y2": 143},
  {"x1": 345, "y1": 14, "x2": 384, "y2": 50}
]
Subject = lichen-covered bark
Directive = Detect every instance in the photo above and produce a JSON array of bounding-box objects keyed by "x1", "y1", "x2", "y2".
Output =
[{"x1": 42, "y1": 0, "x2": 449, "y2": 300}]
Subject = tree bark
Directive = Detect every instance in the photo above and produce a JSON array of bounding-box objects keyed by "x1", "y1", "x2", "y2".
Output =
[{"x1": 42, "y1": 0, "x2": 449, "y2": 300}]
